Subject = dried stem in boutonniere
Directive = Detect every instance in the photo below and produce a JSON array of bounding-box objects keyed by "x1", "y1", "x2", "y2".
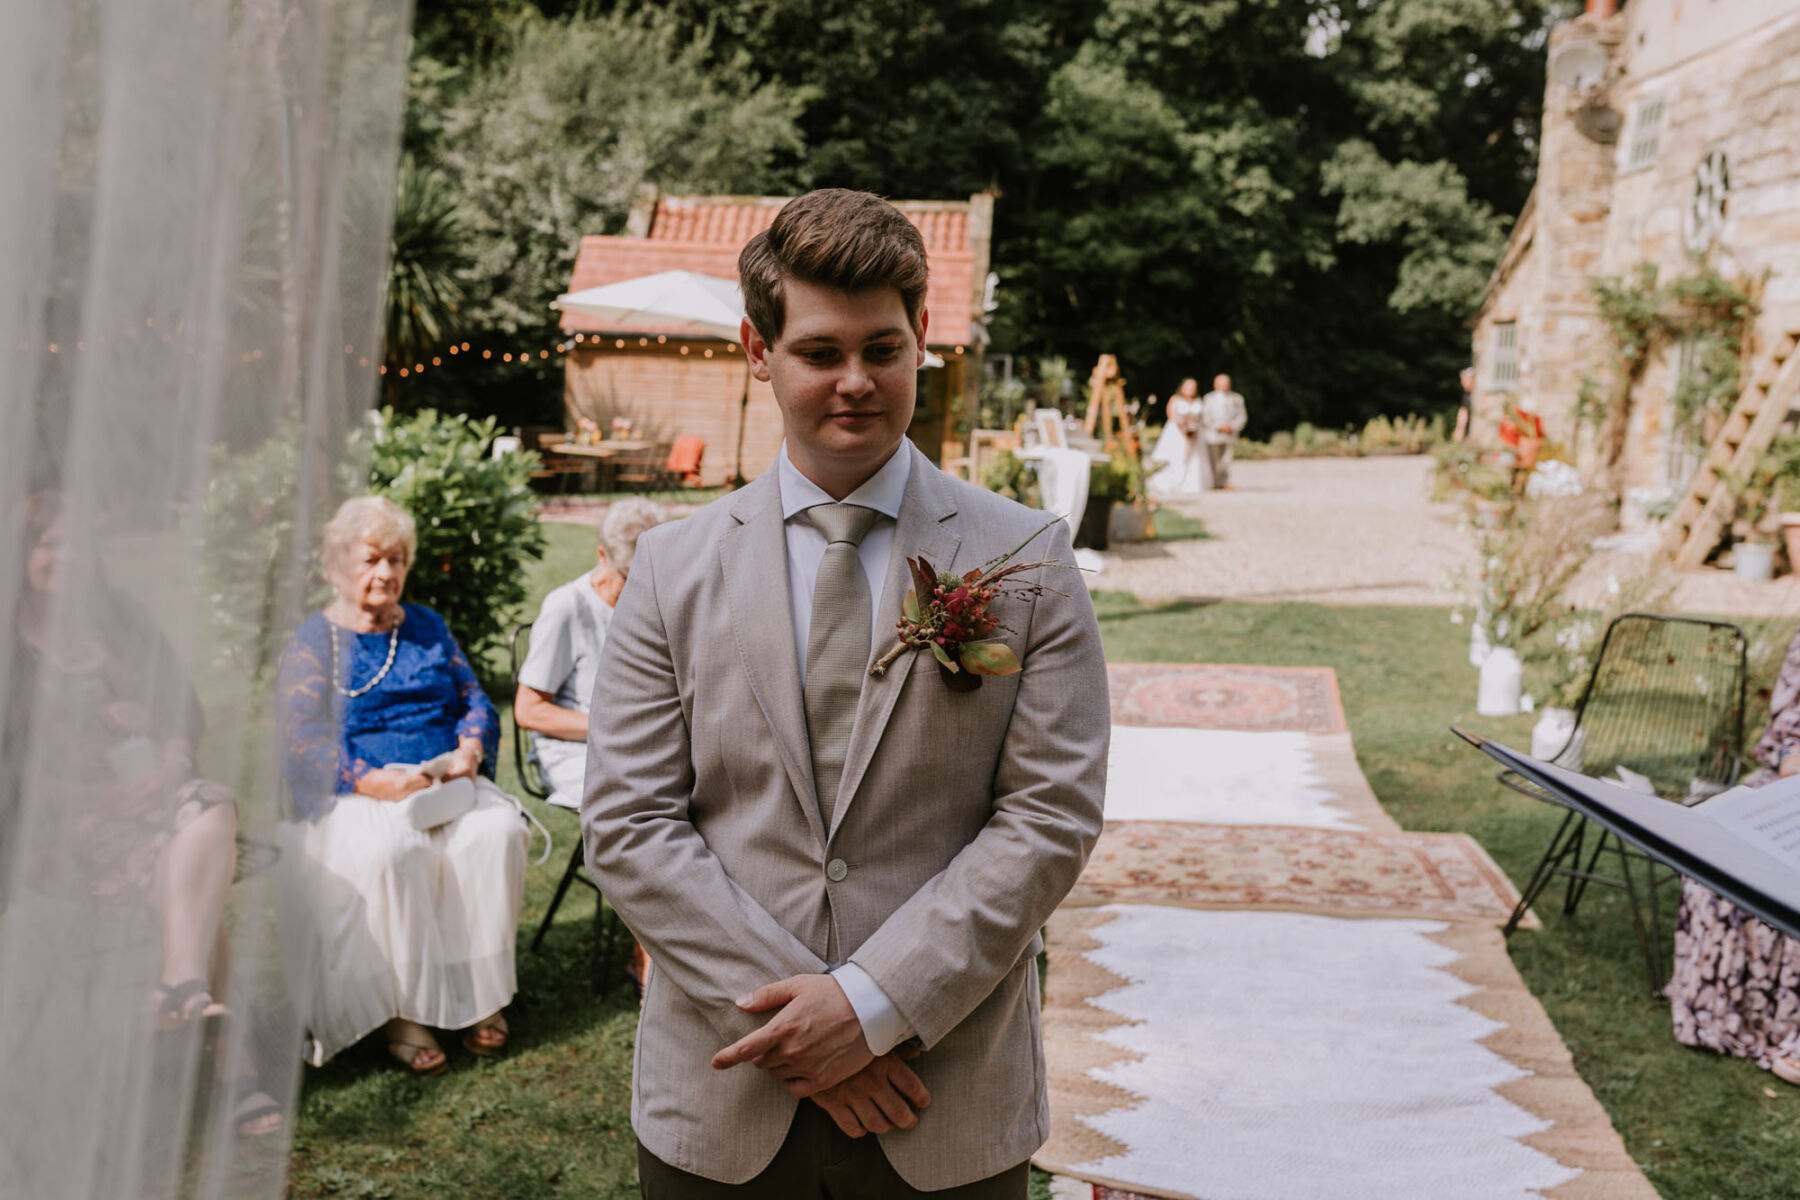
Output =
[{"x1": 870, "y1": 518, "x2": 1069, "y2": 690}]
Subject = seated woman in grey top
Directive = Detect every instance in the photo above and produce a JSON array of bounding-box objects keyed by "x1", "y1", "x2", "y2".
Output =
[{"x1": 515, "y1": 498, "x2": 668, "y2": 809}]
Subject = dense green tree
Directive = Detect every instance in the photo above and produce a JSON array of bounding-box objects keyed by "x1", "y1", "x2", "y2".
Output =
[
  {"x1": 438, "y1": 8, "x2": 802, "y2": 338},
  {"x1": 1000, "y1": 0, "x2": 1565, "y2": 430},
  {"x1": 394, "y1": 0, "x2": 1570, "y2": 432},
  {"x1": 387, "y1": 7, "x2": 803, "y2": 423},
  {"x1": 647, "y1": 0, "x2": 1100, "y2": 199}
]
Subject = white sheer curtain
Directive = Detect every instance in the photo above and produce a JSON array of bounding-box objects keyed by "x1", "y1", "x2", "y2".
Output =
[{"x1": 0, "y1": 1, "x2": 408, "y2": 1195}]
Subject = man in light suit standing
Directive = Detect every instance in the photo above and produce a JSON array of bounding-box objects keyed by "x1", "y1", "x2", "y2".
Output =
[
  {"x1": 582, "y1": 188, "x2": 1110, "y2": 1197},
  {"x1": 1200, "y1": 373, "x2": 1248, "y2": 490}
]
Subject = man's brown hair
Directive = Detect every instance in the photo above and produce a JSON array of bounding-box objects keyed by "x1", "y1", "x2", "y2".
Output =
[{"x1": 738, "y1": 189, "x2": 929, "y2": 344}]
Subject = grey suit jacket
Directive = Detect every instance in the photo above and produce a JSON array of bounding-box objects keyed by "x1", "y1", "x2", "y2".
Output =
[{"x1": 581, "y1": 444, "x2": 1110, "y2": 1188}]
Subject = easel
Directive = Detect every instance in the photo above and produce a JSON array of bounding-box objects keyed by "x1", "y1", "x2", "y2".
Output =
[{"x1": 1082, "y1": 354, "x2": 1136, "y2": 454}]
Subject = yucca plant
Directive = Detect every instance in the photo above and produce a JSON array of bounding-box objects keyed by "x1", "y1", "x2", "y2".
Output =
[{"x1": 384, "y1": 153, "x2": 466, "y2": 393}]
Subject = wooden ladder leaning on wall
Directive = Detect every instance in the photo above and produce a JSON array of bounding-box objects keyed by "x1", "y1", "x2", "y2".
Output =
[{"x1": 1662, "y1": 327, "x2": 1800, "y2": 567}]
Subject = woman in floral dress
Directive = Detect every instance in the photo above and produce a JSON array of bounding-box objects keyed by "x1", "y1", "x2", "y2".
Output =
[{"x1": 1668, "y1": 624, "x2": 1800, "y2": 1083}]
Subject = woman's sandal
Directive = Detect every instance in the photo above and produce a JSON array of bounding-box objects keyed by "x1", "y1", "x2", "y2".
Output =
[
  {"x1": 461, "y1": 1014, "x2": 508, "y2": 1058},
  {"x1": 231, "y1": 1077, "x2": 284, "y2": 1138},
  {"x1": 153, "y1": 979, "x2": 229, "y2": 1032},
  {"x1": 385, "y1": 1020, "x2": 448, "y2": 1076}
]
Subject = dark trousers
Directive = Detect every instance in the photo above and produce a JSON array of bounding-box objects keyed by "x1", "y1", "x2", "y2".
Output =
[{"x1": 636, "y1": 1104, "x2": 1029, "y2": 1199}]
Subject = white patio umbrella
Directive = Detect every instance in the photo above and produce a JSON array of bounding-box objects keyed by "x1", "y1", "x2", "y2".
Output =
[
  {"x1": 551, "y1": 269, "x2": 746, "y2": 339},
  {"x1": 551, "y1": 269, "x2": 753, "y2": 482}
]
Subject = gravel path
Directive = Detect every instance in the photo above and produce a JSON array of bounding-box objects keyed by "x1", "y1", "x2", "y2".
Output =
[
  {"x1": 1095, "y1": 456, "x2": 1475, "y2": 606},
  {"x1": 538, "y1": 455, "x2": 1800, "y2": 616}
]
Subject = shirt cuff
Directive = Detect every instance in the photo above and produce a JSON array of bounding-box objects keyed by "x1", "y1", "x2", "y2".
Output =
[{"x1": 831, "y1": 963, "x2": 913, "y2": 1056}]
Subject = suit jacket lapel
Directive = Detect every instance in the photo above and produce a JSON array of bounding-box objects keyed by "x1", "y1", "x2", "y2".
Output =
[
  {"x1": 829, "y1": 447, "x2": 962, "y2": 841},
  {"x1": 719, "y1": 473, "x2": 825, "y2": 848}
]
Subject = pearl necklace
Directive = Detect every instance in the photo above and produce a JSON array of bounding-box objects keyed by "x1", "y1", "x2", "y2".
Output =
[{"x1": 328, "y1": 616, "x2": 400, "y2": 698}]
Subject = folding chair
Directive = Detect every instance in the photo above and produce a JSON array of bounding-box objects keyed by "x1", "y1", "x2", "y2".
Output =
[
  {"x1": 1498, "y1": 613, "x2": 1747, "y2": 992},
  {"x1": 511, "y1": 622, "x2": 622, "y2": 1000}
]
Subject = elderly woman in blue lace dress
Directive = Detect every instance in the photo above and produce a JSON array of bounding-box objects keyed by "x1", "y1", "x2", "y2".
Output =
[
  {"x1": 278, "y1": 496, "x2": 526, "y2": 1075},
  {"x1": 1669, "y1": 623, "x2": 1800, "y2": 1086}
]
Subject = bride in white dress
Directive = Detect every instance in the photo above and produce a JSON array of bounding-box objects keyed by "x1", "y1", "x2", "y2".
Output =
[{"x1": 1147, "y1": 377, "x2": 1212, "y2": 497}]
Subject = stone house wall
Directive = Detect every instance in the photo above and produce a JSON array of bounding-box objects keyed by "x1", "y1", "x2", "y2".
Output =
[{"x1": 1472, "y1": 1, "x2": 1800, "y2": 517}]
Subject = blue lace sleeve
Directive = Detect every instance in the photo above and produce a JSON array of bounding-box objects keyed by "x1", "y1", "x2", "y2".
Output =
[
  {"x1": 277, "y1": 619, "x2": 349, "y2": 820},
  {"x1": 434, "y1": 611, "x2": 499, "y2": 778}
]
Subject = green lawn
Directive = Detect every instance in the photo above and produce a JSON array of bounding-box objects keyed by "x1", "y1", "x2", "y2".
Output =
[{"x1": 288, "y1": 522, "x2": 1800, "y2": 1199}]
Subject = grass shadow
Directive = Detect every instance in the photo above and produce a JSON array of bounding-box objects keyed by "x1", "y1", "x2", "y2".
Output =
[{"x1": 1148, "y1": 506, "x2": 1212, "y2": 542}]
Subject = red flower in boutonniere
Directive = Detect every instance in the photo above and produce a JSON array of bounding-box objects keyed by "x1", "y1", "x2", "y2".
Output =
[{"x1": 870, "y1": 518, "x2": 1069, "y2": 692}]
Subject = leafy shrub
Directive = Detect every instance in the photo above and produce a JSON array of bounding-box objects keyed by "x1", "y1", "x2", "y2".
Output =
[
  {"x1": 1430, "y1": 442, "x2": 1511, "y2": 502},
  {"x1": 1768, "y1": 432, "x2": 1800, "y2": 513},
  {"x1": 979, "y1": 449, "x2": 1039, "y2": 507},
  {"x1": 360, "y1": 407, "x2": 545, "y2": 666},
  {"x1": 1240, "y1": 415, "x2": 1442, "y2": 460},
  {"x1": 1358, "y1": 414, "x2": 1441, "y2": 454},
  {"x1": 1086, "y1": 460, "x2": 1128, "y2": 504}
]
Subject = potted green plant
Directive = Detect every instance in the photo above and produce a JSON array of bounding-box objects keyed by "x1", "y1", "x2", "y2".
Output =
[
  {"x1": 1106, "y1": 448, "x2": 1161, "y2": 543},
  {"x1": 1721, "y1": 461, "x2": 1780, "y2": 582},
  {"x1": 1766, "y1": 433, "x2": 1800, "y2": 574}
]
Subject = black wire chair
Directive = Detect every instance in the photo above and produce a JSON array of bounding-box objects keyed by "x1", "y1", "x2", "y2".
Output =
[
  {"x1": 511, "y1": 622, "x2": 621, "y2": 1001},
  {"x1": 1498, "y1": 613, "x2": 1748, "y2": 993}
]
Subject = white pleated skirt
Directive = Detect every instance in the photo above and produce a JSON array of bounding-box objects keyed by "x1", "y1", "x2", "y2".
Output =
[{"x1": 279, "y1": 780, "x2": 527, "y2": 1065}]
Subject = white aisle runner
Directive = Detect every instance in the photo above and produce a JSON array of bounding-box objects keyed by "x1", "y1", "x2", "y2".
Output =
[
  {"x1": 1065, "y1": 906, "x2": 1578, "y2": 1200},
  {"x1": 1104, "y1": 727, "x2": 1395, "y2": 832}
]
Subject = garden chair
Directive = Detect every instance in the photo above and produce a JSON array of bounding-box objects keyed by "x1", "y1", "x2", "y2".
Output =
[
  {"x1": 665, "y1": 435, "x2": 705, "y2": 487},
  {"x1": 1498, "y1": 613, "x2": 1747, "y2": 992},
  {"x1": 511, "y1": 622, "x2": 621, "y2": 1001}
]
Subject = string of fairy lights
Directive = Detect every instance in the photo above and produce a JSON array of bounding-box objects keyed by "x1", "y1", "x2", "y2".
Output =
[{"x1": 23, "y1": 321, "x2": 969, "y2": 382}]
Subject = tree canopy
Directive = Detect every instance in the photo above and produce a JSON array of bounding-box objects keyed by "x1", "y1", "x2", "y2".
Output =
[{"x1": 399, "y1": 0, "x2": 1570, "y2": 432}]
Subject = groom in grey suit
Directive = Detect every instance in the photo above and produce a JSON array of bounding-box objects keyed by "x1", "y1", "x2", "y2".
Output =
[{"x1": 583, "y1": 189, "x2": 1110, "y2": 1197}]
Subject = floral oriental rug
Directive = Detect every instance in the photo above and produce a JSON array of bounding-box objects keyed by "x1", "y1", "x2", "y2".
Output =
[
  {"x1": 1065, "y1": 821, "x2": 1536, "y2": 929},
  {"x1": 1108, "y1": 663, "x2": 1347, "y2": 734}
]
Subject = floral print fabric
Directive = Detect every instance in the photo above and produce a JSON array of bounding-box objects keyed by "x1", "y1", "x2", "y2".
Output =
[{"x1": 1667, "y1": 625, "x2": 1800, "y2": 1070}]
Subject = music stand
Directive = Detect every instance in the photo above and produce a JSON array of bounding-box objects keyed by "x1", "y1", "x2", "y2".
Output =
[{"x1": 1456, "y1": 728, "x2": 1800, "y2": 943}]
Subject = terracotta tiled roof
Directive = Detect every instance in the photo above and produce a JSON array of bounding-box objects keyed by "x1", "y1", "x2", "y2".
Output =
[{"x1": 559, "y1": 195, "x2": 978, "y2": 346}]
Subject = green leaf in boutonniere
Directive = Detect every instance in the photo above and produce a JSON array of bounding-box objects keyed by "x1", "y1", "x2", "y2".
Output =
[
  {"x1": 959, "y1": 640, "x2": 1020, "y2": 677},
  {"x1": 903, "y1": 588, "x2": 921, "y2": 622}
]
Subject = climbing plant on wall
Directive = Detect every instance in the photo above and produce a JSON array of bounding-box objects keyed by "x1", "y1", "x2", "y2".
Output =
[{"x1": 1583, "y1": 264, "x2": 1760, "y2": 492}]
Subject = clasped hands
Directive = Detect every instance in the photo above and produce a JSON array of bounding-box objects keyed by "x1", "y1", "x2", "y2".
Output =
[
  {"x1": 711, "y1": 974, "x2": 929, "y2": 1139},
  {"x1": 357, "y1": 740, "x2": 483, "y2": 801}
]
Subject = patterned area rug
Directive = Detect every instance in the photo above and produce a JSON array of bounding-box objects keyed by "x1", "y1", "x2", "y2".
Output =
[
  {"x1": 1040, "y1": 908, "x2": 1659, "y2": 1200},
  {"x1": 1109, "y1": 664, "x2": 1347, "y2": 733},
  {"x1": 1066, "y1": 822, "x2": 1536, "y2": 929}
]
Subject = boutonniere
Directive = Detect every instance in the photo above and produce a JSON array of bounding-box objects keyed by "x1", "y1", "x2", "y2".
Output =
[{"x1": 870, "y1": 519, "x2": 1067, "y2": 692}]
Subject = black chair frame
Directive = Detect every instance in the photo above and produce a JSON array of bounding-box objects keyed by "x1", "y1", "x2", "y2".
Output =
[
  {"x1": 511, "y1": 621, "x2": 623, "y2": 1001},
  {"x1": 1498, "y1": 612, "x2": 1747, "y2": 993}
]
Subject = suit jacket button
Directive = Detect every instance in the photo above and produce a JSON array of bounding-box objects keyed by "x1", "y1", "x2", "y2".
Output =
[{"x1": 826, "y1": 858, "x2": 849, "y2": 882}]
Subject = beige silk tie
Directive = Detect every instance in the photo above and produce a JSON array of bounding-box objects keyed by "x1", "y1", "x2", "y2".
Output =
[{"x1": 803, "y1": 502, "x2": 879, "y2": 828}]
